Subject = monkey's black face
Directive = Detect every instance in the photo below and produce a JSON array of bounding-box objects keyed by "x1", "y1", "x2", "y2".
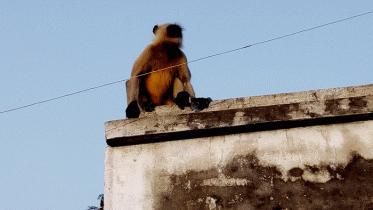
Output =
[{"x1": 167, "y1": 24, "x2": 182, "y2": 38}]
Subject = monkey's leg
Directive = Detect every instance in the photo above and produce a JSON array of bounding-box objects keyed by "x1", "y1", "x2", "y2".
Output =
[
  {"x1": 125, "y1": 78, "x2": 141, "y2": 118},
  {"x1": 172, "y1": 78, "x2": 212, "y2": 111},
  {"x1": 181, "y1": 79, "x2": 212, "y2": 111},
  {"x1": 184, "y1": 81, "x2": 195, "y2": 98},
  {"x1": 173, "y1": 78, "x2": 191, "y2": 109}
]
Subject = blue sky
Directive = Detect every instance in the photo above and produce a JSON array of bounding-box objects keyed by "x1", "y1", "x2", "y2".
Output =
[{"x1": 1, "y1": 1, "x2": 372, "y2": 209}]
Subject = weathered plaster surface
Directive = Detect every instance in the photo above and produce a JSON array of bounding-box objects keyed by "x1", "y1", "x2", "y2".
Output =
[
  {"x1": 104, "y1": 84, "x2": 373, "y2": 209},
  {"x1": 105, "y1": 120, "x2": 373, "y2": 209}
]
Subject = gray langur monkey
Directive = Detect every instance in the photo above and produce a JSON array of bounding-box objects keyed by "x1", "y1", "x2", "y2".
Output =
[{"x1": 125, "y1": 23, "x2": 211, "y2": 118}]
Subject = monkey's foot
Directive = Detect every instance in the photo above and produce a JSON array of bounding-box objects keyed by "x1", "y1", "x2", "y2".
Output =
[
  {"x1": 126, "y1": 101, "x2": 141, "y2": 118},
  {"x1": 191, "y1": 97, "x2": 212, "y2": 112},
  {"x1": 174, "y1": 91, "x2": 191, "y2": 110},
  {"x1": 142, "y1": 101, "x2": 156, "y2": 112}
]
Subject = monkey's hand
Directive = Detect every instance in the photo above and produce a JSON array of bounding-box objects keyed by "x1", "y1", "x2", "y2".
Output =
[
  {"x1": 174, "y1": 91, "x2": 191, "y2": 110},
  {"x1": 191, "y1": 97, "x2": 212, "y2": 112},
  {"x1": 126, "y1": 101, "x2": 141, "y2": 118},
  {"x1": 142, "y1": 101, "x2": 156, "y2": 112}
]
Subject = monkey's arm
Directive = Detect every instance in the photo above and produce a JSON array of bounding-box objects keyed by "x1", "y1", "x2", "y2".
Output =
[
  {"x1": 126, "y1": 51, "x2": 149, "y2": 104},
  {"x1": 174, "y1": 56, "x2": 211, "y2": 111},
  {"x1": 126, "y1": 49, "x2": 154, "y2": 118},
  {"x1": 175, "y1": 56, "x2": 195, "y2": 98}
]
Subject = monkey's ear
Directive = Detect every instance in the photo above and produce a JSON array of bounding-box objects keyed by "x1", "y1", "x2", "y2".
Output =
[{"x1": 153, "y1": 25, "x2": 158, "y2": 34}]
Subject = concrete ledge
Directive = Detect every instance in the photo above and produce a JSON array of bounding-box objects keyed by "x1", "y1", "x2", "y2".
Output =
[
  {"x1": 105, "y1": 84, "x2": 373, "y2": 146},
  {"x1": 105, "y1": 84, "x2": 373, "y2": 209}
]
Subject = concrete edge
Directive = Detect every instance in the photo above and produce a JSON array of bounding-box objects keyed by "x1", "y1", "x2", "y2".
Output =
[{"x1": 106, "y1": 93, "x2": 373, "y2": 146}]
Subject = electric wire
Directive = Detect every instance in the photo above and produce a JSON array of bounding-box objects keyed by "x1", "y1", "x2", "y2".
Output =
[{"x1": 1, "y1": 10, "x2": 372, "y2": 114}]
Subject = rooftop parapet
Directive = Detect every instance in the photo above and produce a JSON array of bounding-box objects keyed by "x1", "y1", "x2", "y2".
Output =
[{"x1": 105, "y1": 84, "x2": 373, "y2": 146}]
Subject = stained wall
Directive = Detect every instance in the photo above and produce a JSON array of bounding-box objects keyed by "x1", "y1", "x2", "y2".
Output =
[{"x1": 105, "y1": 84, "x2": 373, "y2": 210}]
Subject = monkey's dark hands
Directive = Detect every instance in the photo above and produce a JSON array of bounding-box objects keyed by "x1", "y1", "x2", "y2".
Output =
[
  {"x1": 142, "y1": 101, "x2": 156, "y2": 112},
  {"x1": 174, "y1": 91, "x2": 191, "y2": 110},
  {"x1": 126, "y1": 101, "x2": 141, "y2": 118},
  {"x1": 191, "y1": 97, "x2": 212, "y2": 112}
]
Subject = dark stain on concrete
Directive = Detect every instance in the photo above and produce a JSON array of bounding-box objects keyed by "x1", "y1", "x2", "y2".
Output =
[
  {"x1": 181, "y1": 97, "x2": 370, "y2": 131},
  {"x1": 325, "y1": 100, "x2": 341, "y2": 114},
  {"x1": 156, "y1": 153, "x2": 373, "y2": 210},
  {"x1": 307, "y1": 112, "x2": 320, "y2": 118},
  {"x1": 182, "y1": 103, "x2": 299, "y2": 129},
  {"x1": 349, "y1": 97, "x2": 367, "y2": 113},
  {"x1": 289, "y1": 168, "x2": 304, "y2": 177},
  {"x1": 306, "y1": 165, "x2": 321, "y2": 174},
  {"x1": 325, "y1": 96, "x2": 369, "y2": 116}
]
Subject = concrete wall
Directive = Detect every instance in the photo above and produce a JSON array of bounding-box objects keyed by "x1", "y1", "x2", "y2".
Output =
[{"x1": 105, "y1": 84, "x2": 373, "y2": 210}]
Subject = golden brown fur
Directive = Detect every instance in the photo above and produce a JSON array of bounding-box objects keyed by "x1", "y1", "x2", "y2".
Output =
[{"x1": 125, "y1": 23, "x2": 210, "y2": 118}]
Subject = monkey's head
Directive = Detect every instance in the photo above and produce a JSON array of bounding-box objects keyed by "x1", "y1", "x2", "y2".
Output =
[{"x1": 152, "y1": 23, "x2": 183, "y2": 47}]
